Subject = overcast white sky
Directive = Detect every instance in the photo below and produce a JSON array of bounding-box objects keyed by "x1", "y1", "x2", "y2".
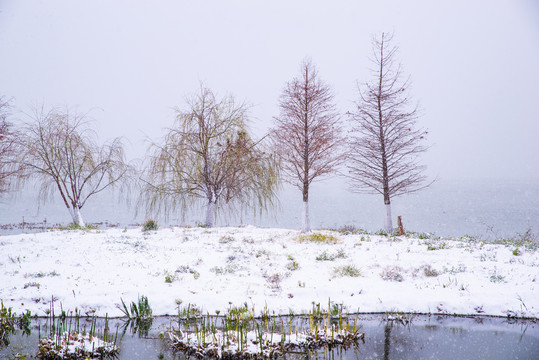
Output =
[{"x1": 1, "y1": 0, "x2": 538, "y2": 181}]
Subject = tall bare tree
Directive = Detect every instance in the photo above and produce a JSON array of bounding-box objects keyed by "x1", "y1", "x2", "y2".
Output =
[
  {"x1": 18, "y1": 106, "x2": 131, "y2": 227},
  {"x1": 140, "y1": 86, "x2": 279, "y2": 227},
  {"x1": 0, "y1": 96, "x2": 22, "y2": 196},
  {"x1": 348, "y1": 32, "x2": 429, "y2": 233},
  {"x1": 271, "y1": 59, "x2": 343, "y2": 233}
]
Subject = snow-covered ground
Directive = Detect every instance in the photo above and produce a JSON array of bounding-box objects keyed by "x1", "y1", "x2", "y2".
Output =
[{"x1": 0, "y1": 226, "x2": 537, "y2": 319}]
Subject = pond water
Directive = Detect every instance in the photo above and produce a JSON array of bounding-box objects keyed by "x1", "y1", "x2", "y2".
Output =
[{"x1": 1, "y1": 315, "x2": 538, "y2": 359}]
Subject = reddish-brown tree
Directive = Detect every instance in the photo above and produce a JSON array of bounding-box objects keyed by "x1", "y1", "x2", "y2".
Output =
[
  {"x1": 348, "y1": 32, "x2": 430, "y2": 233},
  {"x1": 271, "y1": 59, "x2": 343, "y2": 232}
]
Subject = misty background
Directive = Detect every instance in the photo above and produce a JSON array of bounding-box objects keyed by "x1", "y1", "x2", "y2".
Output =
[{"x1": 0, "y1": 0, "x2": 538, "y2": 237}]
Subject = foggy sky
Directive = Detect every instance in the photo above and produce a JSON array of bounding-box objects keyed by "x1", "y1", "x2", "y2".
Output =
[{"x1": 1, "y1": 0, "x2": 538, "y2": 181}]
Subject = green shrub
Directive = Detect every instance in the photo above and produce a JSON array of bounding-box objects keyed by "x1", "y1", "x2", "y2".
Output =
[
  {"x1": 334, "y1": 265, "x2": 361, "y2": 277},
  {"x1": 142, "y1": 219, "x2": 159, "y2": 231},
  {"x1": 286, "y1": 260, "x2": 300, "y2": 271},
  {"x1": 120, "y1": 295, "x2": 153, "y2": 319},
  {"x1": 177, "y1": 265, "x2": 200, "y2": 279},
  {"x1": 1, "y1": 301, "x2": 16, "y2": 347},
  {"x1": 426, "y1": 241, "x2": 450, "y2": 251},
  {"x1": 493, "y1": 229, "x2": 538, "y2": 251},
  {"x1": 210, "y1": 265, "x2": 236, "y2": 275},
  {"x1": 316, "y1": 248, "x2": 347, "y2": 261},
  {"x1": 60, "y1": 223, "x2": 98, "y2": 231},
  {"x1": 316, "y1": 251, "x2": 333, "y2": 261}
]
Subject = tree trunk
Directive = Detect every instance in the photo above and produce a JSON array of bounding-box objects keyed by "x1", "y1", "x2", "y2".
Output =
[
  {"x1": 70, "y1": 204, "x2": 85, "y2": 228},
  {"x1": 205, "y1": 200, "x2": 216, "y2": 227},
  {"x1": 223, "y1": 201, "x2": 231, "y2": 227},
  {"x1": 384, "y1": 202, "x2": 392, "y2": 234},
  {"x1": 301, "y1": 200, "x2": 311, "y2": 233},
  {"x1": 301, "y1": 180, "x2": 311, "y2": 233}
]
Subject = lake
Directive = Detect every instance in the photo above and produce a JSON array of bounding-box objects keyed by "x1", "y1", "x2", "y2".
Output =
[
  {"x1": 1, "y1": 315, "x2": 538, "y2": 359},
  {"x1": 1, "y1": 178, "x2": 537, "y2": 239}
]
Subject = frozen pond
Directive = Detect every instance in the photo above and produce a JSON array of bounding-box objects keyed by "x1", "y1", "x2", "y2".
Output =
[{"x1": 1, "y1": 314, "x2": 538, "y2": 359}]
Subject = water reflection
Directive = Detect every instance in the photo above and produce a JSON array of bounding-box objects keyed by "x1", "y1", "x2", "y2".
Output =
[{"x1": 1, "y1": 315, "x2": 538, "y2": 359}]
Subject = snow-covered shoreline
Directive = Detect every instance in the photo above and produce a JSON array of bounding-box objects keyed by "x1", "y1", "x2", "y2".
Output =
[{"x1": 1, "y1": 226, "x2": 537, "y2": 319}]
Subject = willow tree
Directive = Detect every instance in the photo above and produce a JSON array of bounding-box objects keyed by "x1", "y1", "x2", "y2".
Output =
[
  {"x1": 0, "y1": 96, "x2": 22, "y2": 196},
  {"x1": 18, "y1": 106, "x2": 131, "y2": 227},
  {"x1": 348, "y1": 32, "x2": 429, "y2": 233},
  {"x1": 271, "y1": 59, "x2": 343, "y2": 233},
  {"x1": 141, "y1": 86, "x2": 279, "y2": 227}
]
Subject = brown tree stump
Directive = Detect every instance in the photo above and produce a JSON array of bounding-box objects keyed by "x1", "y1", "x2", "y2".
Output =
[{"x1": 397, "y1": 216, "x2": 405, "y2": 236}]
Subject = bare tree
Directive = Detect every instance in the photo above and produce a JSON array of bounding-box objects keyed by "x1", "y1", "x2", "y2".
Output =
[
  {"x1": 140, "y1": 86, "x2": 279, "y2": 227},
  {"x1": 0, "y1": 96, "x2": 22, "y2": 196},
  {"x1": 271, "y1": 59, "x2": 343, "y2": 233},
  {"x1": 348, "y1": 32, "x2": 429, "y2": 233},
  {"x1": 18, "y1": 106, "x2": 131, "y2": 227}
]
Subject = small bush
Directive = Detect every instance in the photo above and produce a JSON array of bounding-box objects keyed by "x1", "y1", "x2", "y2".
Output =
[
  {"x1": 380, "y1": 266, "x2": 404, "y2": 282},
  {"x1": 219, "y1": 235, "x2": 235, "y2": 244},
  {"x1": 493, "y1": 229, "x2": 538, "y2": 251},
  {"x1": 176, "y1": 265, "x2": 200, "y2": 279},
  {"x1": 298, "y1": 233, "x2": 339, "y2": 244},
  {"x1": 423, "y1": 265, "x2": 439, "y2": 277},
  {"x1": 265, "y1": 273, "x2": 282, "y2": 290},
  {"x1": 489, "y1": 269, "x2": 506, "y2": 283},
  {"x1": 23, "y1": 282, "x2": 41, "y2": 289},
  {"x1": 316, "y1": 248, "x2": 347, "y2": 261},
  {"x1": 210, "y1": 265, "x2": 237, "y2": 275},
  {"x1": 316, "y1": 251, "x2": 333, "y2": 261},
  {"x1": 512, "y1": 248, "x2": 521, "y2": 256},
  {"x1": 142, "y1": 219, "x2": 159, "y2": 231},
  {"x1": 334, "y1": 265, "x2": 361, "y2": 277},
  {"x1": 334, "y1": 225, "x2": 368, "y2": 235},
  {"x1": 460, "y1": 234, "x2": 478, "y2": 243},
  {"x1": 286, "y1": 261, "x2": 299, "y2": 271},
  {"x1": 426, "y1": 241, "x2": 450, "y2": 251}
]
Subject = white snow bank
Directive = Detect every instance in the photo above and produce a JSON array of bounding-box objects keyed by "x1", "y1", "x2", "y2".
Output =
[{"x1": 0, "y1": 226, "x2": 537, "y2": 318}]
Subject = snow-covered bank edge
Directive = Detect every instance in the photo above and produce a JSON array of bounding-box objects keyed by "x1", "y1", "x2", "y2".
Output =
[{"x1": 1, "y1": 226, "x2": 538, "y2": 319}]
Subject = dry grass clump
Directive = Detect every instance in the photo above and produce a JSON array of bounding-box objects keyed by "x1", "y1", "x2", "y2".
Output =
[{"x1": 298, "y1": 233, "x2": 339, "y2": 244}]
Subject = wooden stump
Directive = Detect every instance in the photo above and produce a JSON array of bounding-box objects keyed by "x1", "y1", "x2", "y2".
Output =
[{"x1": 397, "y1": 216, "x2": 405, "y2": 236}]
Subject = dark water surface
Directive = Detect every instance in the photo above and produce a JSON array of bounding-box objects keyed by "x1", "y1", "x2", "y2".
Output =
[{"x1": 1, "y1": 315, "x2": 538, "y2": 360}]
